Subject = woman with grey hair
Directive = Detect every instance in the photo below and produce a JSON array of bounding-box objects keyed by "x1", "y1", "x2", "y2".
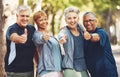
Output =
[{"x1": 58, "y1": 6, "x2": 90, "y2": 77}]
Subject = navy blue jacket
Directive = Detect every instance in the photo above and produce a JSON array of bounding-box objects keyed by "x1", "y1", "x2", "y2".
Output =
[{"x1": 84, "y1": 27, "x2": 118, "y2": 77}]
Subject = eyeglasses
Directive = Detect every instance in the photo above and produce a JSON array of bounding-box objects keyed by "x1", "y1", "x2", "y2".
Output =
[{"x1": 83, "y1": 19, "x2": 95, "y2": 23}]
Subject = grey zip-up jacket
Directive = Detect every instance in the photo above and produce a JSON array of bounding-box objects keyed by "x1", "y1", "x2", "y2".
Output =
[
  {"x1": 58, "y1": 24, "x2": 86, "y2": 70},
  {"x1": 33, "y1": 31, "x2": 62, "y2": 75}
]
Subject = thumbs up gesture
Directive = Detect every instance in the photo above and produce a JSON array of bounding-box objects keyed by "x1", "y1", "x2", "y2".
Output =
[
  {"x1": 42, "y1": 31, "x2": 50, "y2": 41},
  {"x1": 21, "y1": 28, "x2": 28, "y2": 43},
  {"x1": 59, "y1": 35, "x2": 67, "y2": 44},
  {"x1": 84, "y1": 30, "x2": 91, "y2": 40},
  {"x1": 24, "y1": 28, "x2": 28, "y2": 35}
]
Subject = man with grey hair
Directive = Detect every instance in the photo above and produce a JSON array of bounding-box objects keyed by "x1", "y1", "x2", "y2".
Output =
[
  {"x1": 83, "y1": 12, "x2": 118, "y2": 77},
  {"x1": 5, "y1": 5, "x2": 36, "y2": 77}
]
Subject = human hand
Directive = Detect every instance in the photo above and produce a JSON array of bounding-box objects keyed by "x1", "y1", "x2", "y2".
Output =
[
  {"x1": 21, "y1": 28, "x2": 28, "y2": 43},
  {"x1": 59, "y1": 35, "x2": 67, "y2": 44},
  {"x1": 60, "y1": 26, "x2": 66, "y2": 30},
  {"x1": 42, "y1": 32, "x2": 50, "y2": 41},
  {"x1": 84, "y1": 30, "x2": 91, "y2": 40}
]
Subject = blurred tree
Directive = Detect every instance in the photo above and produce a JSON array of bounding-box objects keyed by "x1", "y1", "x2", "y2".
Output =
[
  {"x1": 42, "y1": 0, "x2": 68, "y2": 35},
  {"x1": 41, "y1": 0, "x2": 90, "y2": 35},
  {"x1": 0, "y1": 0, "x2": 6, "y2": 76},
  {"x1": 0, "y1": 1, "x2": 120, "y2": 76},
  {"x1": 91, "y1": 0, "x2": 120, "y2": 43},
  {"x1": 0, "y1": 0, "x2": 18, "y2": 76}
]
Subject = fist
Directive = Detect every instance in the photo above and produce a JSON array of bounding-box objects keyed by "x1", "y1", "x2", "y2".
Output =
[
  {"x1": 42, "y1": 32, "x2": 50, "y2": 41},
  {"x1": 84, "y1": 30, "x2": 91, "y2": 40},
  {"x1": 59, "y1": 35, "x2": 67, "y2": 44}
]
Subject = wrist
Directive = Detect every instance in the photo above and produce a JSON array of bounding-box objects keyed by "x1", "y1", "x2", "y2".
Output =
[{"x1": 90, "y1": 34, "x2": 93, "y2": 40}]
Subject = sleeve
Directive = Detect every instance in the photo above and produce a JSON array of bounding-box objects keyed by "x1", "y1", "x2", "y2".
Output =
[
  {"x1": 6, "y1": 26, "x2": 18, "y2": 40},
  {"x1": 32, "y1": 31, "x2": 46, "y2": 45},
  {"x1": 97, "y1": 29, "x2": 108, "y2": 47},
  {"x1": 58, "y1": 29, "x2": 67, "y2": 40},
  {"x1": 78, "y1": 24, "x2": 84, "y2": 31}
]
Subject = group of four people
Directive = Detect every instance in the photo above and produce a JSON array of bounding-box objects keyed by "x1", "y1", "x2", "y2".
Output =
[{"x1": 5, "y1": 5, "x2": 118, "y2": 77}]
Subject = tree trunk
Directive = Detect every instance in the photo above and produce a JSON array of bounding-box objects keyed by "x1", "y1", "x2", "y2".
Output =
[
  {"x1": 106, "y1": 9, "x2": 112, "y2": 39},
  {"x1": 0, "y1": 0, "x2": 6, "y2": 76},
  {"x1": 0, "y1": 0, "x2": 18, "y2": 76},
  {"x1": 51, "y1": 14, "x2": 55, "y2": 35}
]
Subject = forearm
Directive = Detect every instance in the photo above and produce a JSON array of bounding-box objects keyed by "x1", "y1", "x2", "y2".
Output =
[{"x1": 10, "y1": 33, "x2": 27, "y2": 44}]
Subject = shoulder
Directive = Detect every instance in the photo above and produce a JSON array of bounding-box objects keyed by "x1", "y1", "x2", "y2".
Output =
[
  {"x1": 96, "y1": 27, "x2": 107, "y2": 34},
  {"x1": 27, "y1": 24, "x2": 35, "y2": 29},
  {"x1": 78, "y1": 24, "x2": 84, "y2": 31},
  {"x1": 27, "y1": 24, "x2": 36, "y2": 33},
  {"x1": 6, "y1": 23, "x2": 19, "y2": 33},
  {"x1": 8, "y1": 23, "x2": 18, "y2": 29},
  {"x1": 34, "y1": 31, "x2": 42, "y2": 34},
  {"x1": 96, "y1": 27, "x2": 108, "y2": 38},
  {"x1": 59, "y1": 26, "x2": 68, "y2": 33},
  {"x1": 33, "y1": 31, "x2": 42, "y2": 37}
]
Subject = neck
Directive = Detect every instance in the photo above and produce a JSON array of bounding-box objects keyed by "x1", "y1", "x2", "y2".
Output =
[
  {"x1": 38, "y1": 28, "x2": 47, "y2": 32},
  {"x1": 70, "y1": 27, "x2": 79, "y2": 36},
  {"x1": 70, "y1": 27, "x2": 78, "y2": 32}
]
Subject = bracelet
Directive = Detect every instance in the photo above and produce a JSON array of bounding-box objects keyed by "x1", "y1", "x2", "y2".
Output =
[{"x1": 90, "y1": 34, "x2": 93, "y2": 40}]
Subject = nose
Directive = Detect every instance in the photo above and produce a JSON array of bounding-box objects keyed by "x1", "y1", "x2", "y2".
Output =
[
  {"x1": 23, "y1": 15, "x2": 29, "y2": 20},
  {"x1": 86, "y1": 21, "x2": 91, "y2": 25},
  {"x1": 70, "y1": 18, "x2": 75, "y2": 22}
]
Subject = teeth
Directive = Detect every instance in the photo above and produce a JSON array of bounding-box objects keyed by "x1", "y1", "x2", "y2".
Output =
[{"x1": 70, "y1": 23, "x2": 74, "y2": 25}]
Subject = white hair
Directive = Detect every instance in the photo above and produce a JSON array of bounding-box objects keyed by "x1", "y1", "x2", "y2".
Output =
[
  {"x1": 16, "y1": 5, "x2": 32, "y2": 15},
  {"x1": 64, "y1": 6, "x2": 80, "y2": 18}
]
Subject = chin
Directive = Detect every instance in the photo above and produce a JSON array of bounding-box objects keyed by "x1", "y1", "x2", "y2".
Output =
[{"x1": 21, "y1": 25, "x2": 27, "y2": 28}]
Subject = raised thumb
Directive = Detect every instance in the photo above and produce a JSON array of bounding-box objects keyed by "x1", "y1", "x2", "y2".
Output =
[{"x1": 24, "y1": 28, "x2": 28, "y2": 35}]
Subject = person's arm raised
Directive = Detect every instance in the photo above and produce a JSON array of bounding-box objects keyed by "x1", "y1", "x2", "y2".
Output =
[
  {"x1": 90, "y1": 33, "x2": 100, "y2": 42},
  {"x1": 84, "y1": 30, "x2": 100, "y2": 42},
  {"x1": 10, "y1": 28, "x2": 28, "y2": 44}
]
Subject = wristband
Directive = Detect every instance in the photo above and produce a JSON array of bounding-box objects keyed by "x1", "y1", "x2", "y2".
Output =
[{"x1": 90, "y1": 34, "x2": 93, "y2": 40}]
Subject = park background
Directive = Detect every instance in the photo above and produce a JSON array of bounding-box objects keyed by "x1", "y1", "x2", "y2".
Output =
[{"x1": 0, "y1": 0, "x2": 120, "y2": 77}]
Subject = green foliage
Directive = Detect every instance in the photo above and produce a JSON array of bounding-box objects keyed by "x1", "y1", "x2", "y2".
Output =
[
  {"x1": 19, "y1": 0, "x2": 24, "y2": 5},
  {"x1": 19, "y1": 0, "x2": 120, "y2": 36}
]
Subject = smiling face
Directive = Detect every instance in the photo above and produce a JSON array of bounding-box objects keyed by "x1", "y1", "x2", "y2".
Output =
[
  {"x1": 36, "y1": 16, "x2": 48, "y2": 30},
  {"x1": 17, "y1": 10, "x2": 30, "y2": 28},
  {"x1": 83, "y1": 14, "x2": 97, "y2": 32},
  {"x1": 33, "y1": 11, "x2": 48, "y2": 30},
  {"x1": 65, "y1": 12, "x2": 79, "y2": 29}
]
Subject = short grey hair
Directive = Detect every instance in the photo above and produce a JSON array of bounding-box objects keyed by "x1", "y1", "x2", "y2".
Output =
[
  {"x1": 83, "y1": 12, "x2": 97, "y2": 19},
  {"x1": 64, "y1": 6, "x2": 80, "y2": 17},
  {"x1": 16, "y1": 5, "x2": 32, "y2": 15}
]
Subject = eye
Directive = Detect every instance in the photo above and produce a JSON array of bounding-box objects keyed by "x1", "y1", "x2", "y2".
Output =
[
  {"x1": 84, "y1": 19, "x2": 95, "y2": 23},
  {"x1": 73, "y1": 17, "x2": 77, "y2": 19},
  {"x1": 67, "y1": 17, "x2": 71, "y2": 20}
]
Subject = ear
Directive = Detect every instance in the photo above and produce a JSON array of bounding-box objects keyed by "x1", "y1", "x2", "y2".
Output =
[
  {"x1": 95, "y1": 19, "x2": 98, "y2": 22},
  {"x1": 94, "y1": 19, "x2": 98, "y2": 25},
  {"x1": 16, "y1": 14, "x2": 18, "y2": 17},
  {"x1": 65, "y1": 18, "x2": 67, "y2": 22},
  {"x1": 78, "y1": 17, "x2": 80, "y2": 21}
]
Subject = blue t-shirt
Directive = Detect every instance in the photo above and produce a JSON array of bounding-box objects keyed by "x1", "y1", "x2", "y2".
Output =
[
  {"x1": 84, "y1": 27, "x2": 118, "y2": 77},
  {"x1": 72, "y1": 33, "x2": 87, "y2": 71}
]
